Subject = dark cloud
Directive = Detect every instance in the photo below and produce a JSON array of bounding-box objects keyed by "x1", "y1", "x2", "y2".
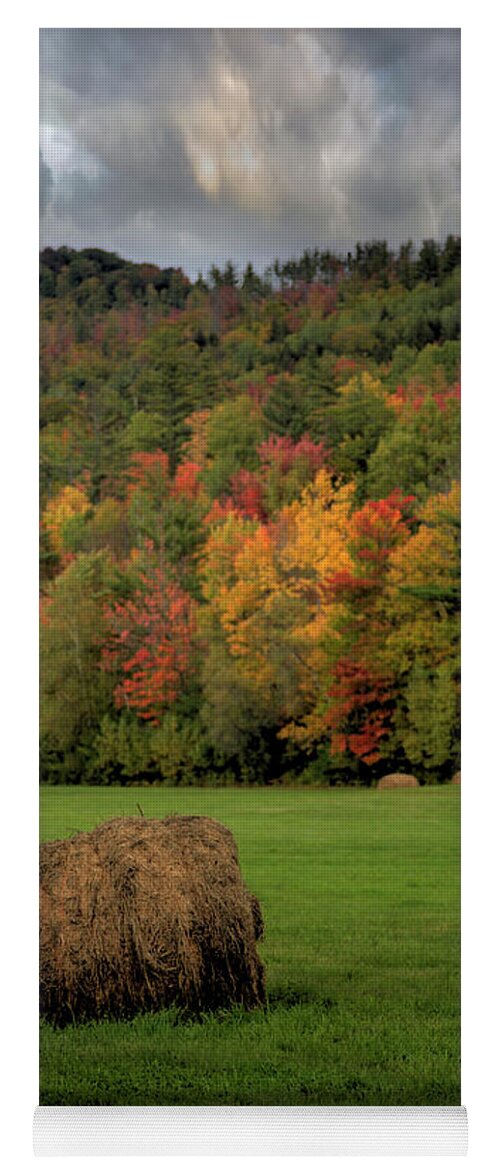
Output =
[{"x1": 39, "y1": 28, "x2": 460, "y2": 275}]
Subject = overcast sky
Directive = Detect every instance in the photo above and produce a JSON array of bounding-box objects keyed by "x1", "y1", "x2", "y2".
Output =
[{"x1": 39, "y1": 28, "x2": 460, "y2": 276}]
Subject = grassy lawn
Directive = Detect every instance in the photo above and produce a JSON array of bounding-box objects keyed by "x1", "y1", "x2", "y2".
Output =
[{"x1": 39, "y1": 785, "x2": 460, "y2": 1106}]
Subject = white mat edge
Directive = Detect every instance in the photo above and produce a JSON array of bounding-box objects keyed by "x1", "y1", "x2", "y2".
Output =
[{"x1": 33, "y1": 1105, "x2": 468, "y2": 1156}]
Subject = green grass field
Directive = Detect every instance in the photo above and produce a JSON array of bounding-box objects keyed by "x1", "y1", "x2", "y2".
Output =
[{"x1": 39, "y1": 785, "x2": 460, "y2": 1106}]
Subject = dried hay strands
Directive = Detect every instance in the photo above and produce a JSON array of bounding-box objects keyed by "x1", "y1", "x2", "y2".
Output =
[{"x1": 40, "y1": 815, "x2": 265, "y2": 1025}]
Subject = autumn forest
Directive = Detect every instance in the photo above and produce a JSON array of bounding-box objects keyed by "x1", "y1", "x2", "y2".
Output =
[{"x1": 40, "y1": 239, "x2": 460, "y2": 787}]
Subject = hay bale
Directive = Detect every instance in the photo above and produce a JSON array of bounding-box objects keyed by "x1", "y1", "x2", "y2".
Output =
[
  {"x1": 40, "y1": 815, "x2": 265, "y2": 1025},
  {"x1": 451, "y1": 771, "x2": 461, "y2": 785},
  {"x1": 377, "y1": 773, "x2": 420, "y2": 790}
]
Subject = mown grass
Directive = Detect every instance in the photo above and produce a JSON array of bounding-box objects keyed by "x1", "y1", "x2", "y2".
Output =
[{"x1": 39, "y1": 785, "x2": 460, "y2": 1105}]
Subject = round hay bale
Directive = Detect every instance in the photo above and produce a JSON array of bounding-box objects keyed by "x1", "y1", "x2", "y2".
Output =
[
  {"x1": 377, "y1": 773, "x2": 420, "y2": 790},
  {"x1": 40, "y1": 815, "x2": 265, "y2": 1025},
  {"x1": 451, "y1": 771, "x2": 461, "y2": 785}
]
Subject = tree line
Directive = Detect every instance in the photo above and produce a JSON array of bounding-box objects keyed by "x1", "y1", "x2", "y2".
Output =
[{"x1": 40, "y1": 239, "x2": 460, "y2": 785}]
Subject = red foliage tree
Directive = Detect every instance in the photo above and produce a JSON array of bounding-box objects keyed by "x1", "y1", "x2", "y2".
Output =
[
  {"x1": 324, "y1": 659, "x2": 394, "y2": 765},
  {"x1": 228, "y1": 468, "x2": 266, "y2": 520},
  {"x1": 171, "y1": 460, "x2": 203, "y2": 501},
  {"x1": 257, "y1": 433, "x2": 328, "y2": 478},
  {"x1": 102, "y1": 566, "x2": 196, "y2": 724}
]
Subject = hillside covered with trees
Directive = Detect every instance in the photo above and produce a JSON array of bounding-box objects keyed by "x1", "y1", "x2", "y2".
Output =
[{"x1": 40, "y1": 238, "x2": 460, "y2": 786}]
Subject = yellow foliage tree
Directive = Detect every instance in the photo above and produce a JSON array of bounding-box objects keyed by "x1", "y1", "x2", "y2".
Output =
[
  {"x1": 42, "y1": 482, "x2": 90, "y2": 558},
  {"x1": 200, "y1": 471, "x2": 354, "y2": 733}
]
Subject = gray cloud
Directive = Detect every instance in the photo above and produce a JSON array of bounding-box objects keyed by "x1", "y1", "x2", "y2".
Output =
[
  {"x1": 39, "y1": 151, "x2": 54, "y2": 215},
  {"x1": 39, "y1": 28, "x2": 460, "y2": 275}
]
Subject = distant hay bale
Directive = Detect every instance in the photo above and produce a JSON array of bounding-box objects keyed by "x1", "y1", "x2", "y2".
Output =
[
  {"x1": 377, "y1": 773, "x2": 420, "y2": 790},
  {"x1": 40, "y1": 815, "x2": 265, "y2": 1025},
  {"x1": 451, "y1": 771, "x2": 461, "y2": 785}
]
